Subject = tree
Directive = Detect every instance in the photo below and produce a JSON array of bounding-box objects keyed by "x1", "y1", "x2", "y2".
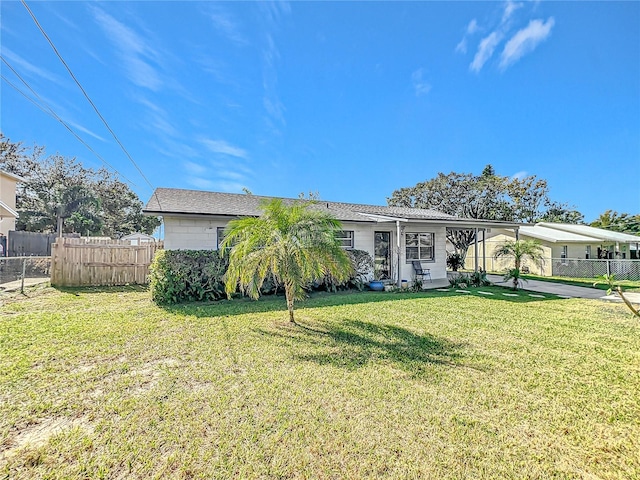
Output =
[
  {"x1": 222, "y1": 199, "x2": 353, "y2": 324},
  {"x1": 0, "y1": 134, "x2": 160, "y2": 237},
  {"x1": 591, "y1": 210, "x2": 640, "y2": 235},
  {"x1": 388, "y1": 165, "x2": 582, "y2": 259},
  {"x1": 538, "y1": 201, "x2": 585, "y2": 224},
  {"x1": 493, "y1": 239, "x2": 545, "y2": 290}
]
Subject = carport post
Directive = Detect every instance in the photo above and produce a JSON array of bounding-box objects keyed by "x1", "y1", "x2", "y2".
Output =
[
  {"x1": 474, "y1": 228, "x2": 479, "y2": 272},
  {"x1": 396, "y1": 220, "x2": 401, "y2": 288},
  {"x1": 482, "y1": 229, "x2": 486, "y2": 272}
]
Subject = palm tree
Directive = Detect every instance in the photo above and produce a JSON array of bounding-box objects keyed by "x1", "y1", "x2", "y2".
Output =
[
  {"x1": 493, "y1": 239, "x2": 545, "y2": 290},
  {"x1": 222, "y1": 198, "x2": 353, "y2": 324}
]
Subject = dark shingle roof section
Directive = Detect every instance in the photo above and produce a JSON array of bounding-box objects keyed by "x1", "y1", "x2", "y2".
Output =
[
  {"x1": 144, "y1": 188, "x2": 456, "y2": 222},
  {"x1": 144, "y1": 188, "x2": 521, "y2": 227}
]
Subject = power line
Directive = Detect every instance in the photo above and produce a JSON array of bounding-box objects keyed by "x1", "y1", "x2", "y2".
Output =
[
  {"x1": 1, "y1": 57, "x2": 138, "y2": 187},
  {"x1": 20, "y1": 0, "x2": 156, "y2": 193}
]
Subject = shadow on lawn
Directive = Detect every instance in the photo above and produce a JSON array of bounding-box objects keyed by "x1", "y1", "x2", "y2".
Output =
[
  {"x1": 161, "y1": 286, "x2": 564, "y2": 319},
  {"x1": 256, "y1": 319, "x2": 470, "y2": 376}
]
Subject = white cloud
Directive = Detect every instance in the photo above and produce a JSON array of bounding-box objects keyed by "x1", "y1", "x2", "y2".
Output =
[
  {"x1": 411, "y1": 68, "x2": 432, "y2": 96},
  {"x1": 500, "y1": 17, "x2": 555, "y2": 70},
  {"x1": 199, "y1": 138, "x2": 248, "y2": 159},
  {"x1": 470, "y1": 31, "x2": 503, "y2": 73},
  {"x1": 467, "y1": 19, "x2": 479, "y2": 34},
  {"x1": 204, "y1": 5, "x2": 248, "y2": 46},
  {"x1": 184, "y1": 161, "x2": 208, "y2": 176},
  {"x1": 90, "y1": 7, "x2": 163, "y2": 91},
  {"x1": 511, "y1": 170, "x2": 528, "y2": 180},
  {"x1": 455, "y1": 19, "x2": 479, "y2": 54},
  {"x1": 455, "y1": 38, "x2": 468, "y2": 54},
  {"x1": 502, "y1": 1, "x2": 523, "y2": 24},
  {"x1": 1, "y1": 48, "x2": 59, "y2": 83},
  {"x1": 66, "y1": 120, "x2": 105, "y2": 142}
]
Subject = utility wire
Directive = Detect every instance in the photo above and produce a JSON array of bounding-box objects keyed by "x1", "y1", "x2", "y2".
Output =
[
  {"x1": 20, "y1": 0, "x2": 156, "y2": 193},
  {"x1": 1, "y1": 57, "x2": 138, "y2": 187}
]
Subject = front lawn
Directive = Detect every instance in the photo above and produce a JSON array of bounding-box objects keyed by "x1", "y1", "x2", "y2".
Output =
[{"x1": 1, "y1": 286, "x2": 638, "y2": 479}]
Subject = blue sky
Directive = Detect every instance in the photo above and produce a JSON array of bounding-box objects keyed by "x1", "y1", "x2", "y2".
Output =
[{"x1": 1, "y1": 1, "x2": 638, "y2": 222}]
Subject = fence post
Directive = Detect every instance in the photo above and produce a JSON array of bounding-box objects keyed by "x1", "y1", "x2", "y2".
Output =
[
  {"x1": 606, "y1": 259, "x2": 611, "y2": 277},
  {"x1": 20, "y1": 258, "x2": 26, "y2": 294}
]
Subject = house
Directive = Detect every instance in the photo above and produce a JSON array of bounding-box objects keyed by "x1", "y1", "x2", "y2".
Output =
[
  {"x1": 121, "y1": 232, "x2": 156, "y2": 246},
  {"x1": 0, "y1": 169, "x2": 23, "y2": 234},
  {"x1": 466, "y1": 222, "x2": 640, "y2": 276},
  {"x1": 143, "y1": 188, "x2": 520, "y2": 285}
]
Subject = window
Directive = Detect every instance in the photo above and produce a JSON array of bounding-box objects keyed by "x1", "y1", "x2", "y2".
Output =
[
  {"x1": 217, "y1": 227, "x2": 226, "y2": 250},
  {"x1": 405, "y1": 232, "x2": 434, "y2": 262},
  {"x1": 335, "y1": 230, "x2": 354, "y2": 249},
  {"x1": 561, "y1": 245, "x2": 568, "y2": 264}
]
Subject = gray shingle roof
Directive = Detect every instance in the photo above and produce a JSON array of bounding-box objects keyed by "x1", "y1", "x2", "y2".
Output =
[{"x1": 144, "y1": 188, "x2": 521, "y2": 227}]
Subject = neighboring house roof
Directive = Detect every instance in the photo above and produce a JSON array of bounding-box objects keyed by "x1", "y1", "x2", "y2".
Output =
[
  {"x1": 517, "y1": 225, "x2": 603, "y2": 244},
  {"x1": 0, "y1": 200, "x2": 19, "y2": 219},
  {"x1": 144, "y1": 188, "x2": 521, "y2": 228},
  {"x1": 0, "y1": 169, "x2": 26, "y2": 183},
  {"x1": 536, "y1": 222, "x2": 640, "y2": 244},
  {"x1": 500, "y1": 223, "x2": 640, "y2": 245},
  {"x1": 122, "y1": 232, "x2": 156, "y2": 241}
]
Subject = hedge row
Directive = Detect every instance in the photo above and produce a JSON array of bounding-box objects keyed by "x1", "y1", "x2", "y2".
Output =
[
  {"x1": 149, "y1": 250, "x2": 229, "y2": 304},
  {"x1": 149, "y1": 249, "x2": 373, "y2": 305}
]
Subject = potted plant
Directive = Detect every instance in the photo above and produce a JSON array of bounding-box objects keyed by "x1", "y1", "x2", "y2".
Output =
[{"x1": 369, "y1": 262, "x2": 385, "y2": 291}]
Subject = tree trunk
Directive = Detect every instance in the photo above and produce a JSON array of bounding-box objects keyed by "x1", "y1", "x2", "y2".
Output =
[
  {"x1": 284, "y1": 284, "x2": 296, "y2": 324},
  {"x1": 57, "y1": 214, "x2": 63, "y2": 238}
]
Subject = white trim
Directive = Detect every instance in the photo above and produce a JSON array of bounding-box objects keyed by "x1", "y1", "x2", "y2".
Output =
[
  {"x1": 0, "y1": 169, "x2": 25, "y2": 182},
  {"x1": 0, "y1": 200, "x2": 18, "y2": 218},
  {"x1": 355, "y1": 212, "x2": 409, "y2": 223}
]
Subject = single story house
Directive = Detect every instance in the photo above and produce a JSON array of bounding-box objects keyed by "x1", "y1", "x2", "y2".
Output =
[
  {"x1": 121, "y1": 232, "x2": 157, "y2": 245},
  {"x1": 144, "y1": 188, "x2": 520, "y2": 285},
  {"x1": 466, "y1": 222, "x2": 640, "y2": 276}
]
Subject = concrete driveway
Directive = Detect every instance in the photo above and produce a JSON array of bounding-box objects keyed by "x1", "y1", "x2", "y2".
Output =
[{"x1": 487, "y1": 274, "x2": 610, "y2": 300}]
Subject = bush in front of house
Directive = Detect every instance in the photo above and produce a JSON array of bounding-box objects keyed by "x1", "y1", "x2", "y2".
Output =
[
  {"x1": 312, "y1": 249, "x2": 373, "y2": 292},
  {"x1": 149, "y1": 248, "x2": 374, "y2": 305},
  {"x1": 149, "y1": 249, "x2": 229, "y2": 304}
]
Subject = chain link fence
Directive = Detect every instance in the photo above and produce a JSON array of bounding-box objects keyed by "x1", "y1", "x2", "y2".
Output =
[
  {"x1": 0, "y1": 256, "x2": 51, "y2": 291},
  {"x1": 480, "y1": 255, "x2": 640, "y2": 281},
  {"x1": 551, "y1": 258, "x2": 640, "y2": 281}
]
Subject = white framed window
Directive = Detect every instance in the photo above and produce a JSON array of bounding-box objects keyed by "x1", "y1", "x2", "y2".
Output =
[
  {"x1": 217, "y1": 227, "x2": 226, "y2": 250},
  {"x1": 561, "y1": 245, "x2": 568, "y2": 264},
  {"x1": 405, "y1": 232, "x2": 434, "y2": 262},
  {"x1": 336, "y1": 230, "x2": 354, "y2": 249}
]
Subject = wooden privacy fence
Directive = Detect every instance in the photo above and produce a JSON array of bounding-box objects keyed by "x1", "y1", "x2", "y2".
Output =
[{"x1": 51, "y1": 237, "x2": 160, "y2": 287}]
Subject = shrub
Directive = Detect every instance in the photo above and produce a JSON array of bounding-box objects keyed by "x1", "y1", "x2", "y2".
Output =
[
  {"x1": 446, "y1": 252, "x2": 465, "y2": 272},
  {"x1": 469, "y1": 270, "x2": 491, "y2": 287},
  {"x1": 311, "y1": 249, "x2": 373, "y2": 292},
  {"x1": 149, "y1": 249, "x2": 229, "y2": 304}
]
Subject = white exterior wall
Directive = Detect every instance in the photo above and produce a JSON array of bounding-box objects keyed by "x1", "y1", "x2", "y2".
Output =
[
  {"x1": 401, "y1": 224, "x2": 447, "y2": 282},
  {"x1": 163, "y1": 216, "x2": 449, "y2": 281},
  {"x1": 0, "y1": 172, "x2": 19, "y2": 233},
  {"x1": 163, "y1": 216, "x2": 228, "y2": 250}
]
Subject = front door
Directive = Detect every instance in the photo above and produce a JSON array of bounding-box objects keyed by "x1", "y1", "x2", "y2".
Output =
[{"x1": 374, "y1": 231, "x2": 391, "y2": 280}]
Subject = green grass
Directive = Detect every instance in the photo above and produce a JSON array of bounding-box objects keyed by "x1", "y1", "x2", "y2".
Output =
[{"x1": 1, "y1": 285, "x2": 639, "y2": 479}]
